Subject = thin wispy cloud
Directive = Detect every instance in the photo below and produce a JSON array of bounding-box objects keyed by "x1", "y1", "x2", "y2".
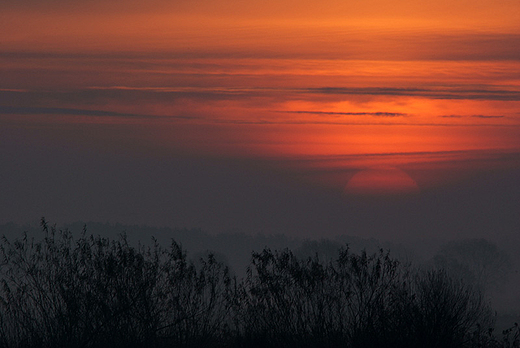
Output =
[
  {"x1": 10, "y1": 85, "x2": 516, "y2": 105},
  {"x1": 439, "y1": 114, "x2": 507, "y2": 119},
  {"x1": 89, "y1": 86, "x2": 520, "y2": 102},
  {"x1": 1, "y1": 106, "x2": 515, "y2": 128},
  {"x1": 471, "y1": 115, "x2": 505, "y2": 119},
  {"x1": 87, "y1": 86, "x2": 278, "y2": 94},
  {"x1": 278, "y1": 110, "x2": 407, "y2": 117},
  {"x1": 212, "y1": 119, "x2": 518, "y2": 127},
  {"x1": 307, "y1": 87, "x2": 520, "y2": 101},
  {"x1": 284, "y1": 148, "x2": 520, "y2": 163},
  {"x1": 0, "y1": 106, "x2": 198, "y2": 120}
]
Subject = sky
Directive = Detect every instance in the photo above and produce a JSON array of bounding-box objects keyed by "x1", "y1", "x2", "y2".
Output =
[{"x1": 0, "y1": 0, "x2": 519, "y2": 241}]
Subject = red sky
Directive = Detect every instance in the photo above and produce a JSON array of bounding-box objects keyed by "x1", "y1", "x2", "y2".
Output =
[{"x1": 0, "y1": 0, "x2": 519, "y2": 238}]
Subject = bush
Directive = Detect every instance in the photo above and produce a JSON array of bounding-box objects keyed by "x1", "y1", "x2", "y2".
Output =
[
  {"x1": 0, "y1": 219, "x2": 497, "y2": 348},
  {"x1": 0, "y1": 219, "x2": 231, "y2": 348},
  {"x1": 233, "y1": 247, "x2": 492, "y2": 348}
]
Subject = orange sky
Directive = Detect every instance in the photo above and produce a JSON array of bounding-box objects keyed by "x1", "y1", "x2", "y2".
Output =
[{"x1": 1, "y1": 0, "x2": 519, "y2": 195}]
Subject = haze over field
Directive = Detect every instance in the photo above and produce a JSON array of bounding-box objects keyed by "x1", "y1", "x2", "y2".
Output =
[{"x1": 1, "y1": 0, "x2": 519, "y2": 241}]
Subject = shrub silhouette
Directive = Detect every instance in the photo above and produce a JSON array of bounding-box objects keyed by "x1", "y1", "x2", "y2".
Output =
[
  {"x1": 0, "y1": 219, "x2": 497, "y2": 348},
  {"x1": 0, "y1": 219, "x2": 231, "y2": 348},
  {"x1": 234, "y1": 248, "x2": 492, "y2": 348}
]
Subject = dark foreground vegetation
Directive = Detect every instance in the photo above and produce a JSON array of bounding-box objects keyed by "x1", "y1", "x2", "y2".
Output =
[{"x1": 0, "y1": 220, "x2": 517, "y2": 348}]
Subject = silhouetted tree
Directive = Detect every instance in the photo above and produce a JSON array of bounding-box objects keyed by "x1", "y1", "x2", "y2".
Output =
[
  {"x1": 0, "y1": 220, "x2": 500, "y2": 348},
  {"x1": 0, "y1": 219, "x2": 232, "y2": 348}
]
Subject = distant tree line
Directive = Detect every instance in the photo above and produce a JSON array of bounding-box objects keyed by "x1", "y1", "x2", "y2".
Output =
[{"x1": 0, "y1": 219, "x2": 516, "y2": 348}]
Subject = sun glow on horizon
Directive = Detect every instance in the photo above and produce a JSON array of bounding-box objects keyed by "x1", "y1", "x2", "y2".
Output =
[
  {"x1": 345, "y1": 166, "x2": 421, "y2": 196},
  {"x1": 0, "y1": 0, "x2": 519, "y2": 197}
]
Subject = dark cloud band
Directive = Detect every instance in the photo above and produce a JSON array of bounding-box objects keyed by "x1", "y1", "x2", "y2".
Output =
[
  {"x1": 278, "y1": 110, "x2": 407, "y2": 117},
  {"x1": 307, "y1": 87, "x2": 520, "y2": 101},
  {"x1": 0, "y1": 106, "x2": 198, "y2": 120}
]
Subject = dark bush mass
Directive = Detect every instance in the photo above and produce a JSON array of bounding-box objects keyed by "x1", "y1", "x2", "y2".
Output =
[{"x1": 0, "y1": 219, "x2": 513, "y2": 348}]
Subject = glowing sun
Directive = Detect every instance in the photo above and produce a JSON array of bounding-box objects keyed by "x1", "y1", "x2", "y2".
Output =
[{"x1": 345, "y1": 165, "x2": 420, "y2": 196}]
